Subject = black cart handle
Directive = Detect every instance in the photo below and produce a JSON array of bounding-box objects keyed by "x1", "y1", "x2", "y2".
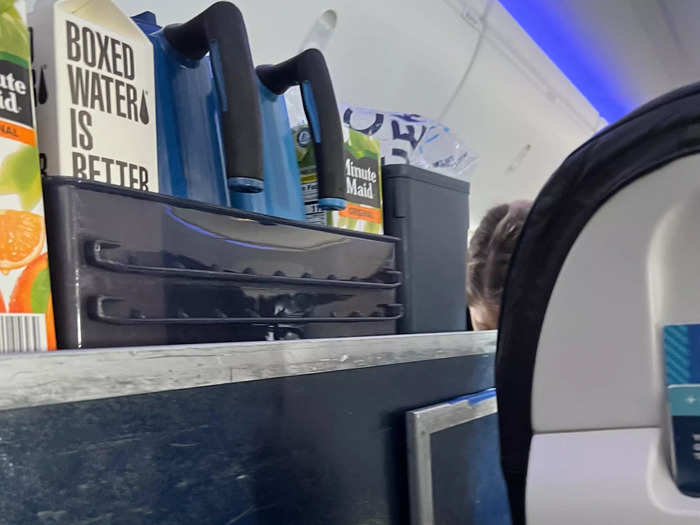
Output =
[
  {"x1": 90, "y1": 296, "x2": 403, "y2": 325},
  {"x1": 163, "y1": 1, "x2": 263, "y2": 191},
  {"x1": 86, "y1": 240, "x2": 401, "y2": 289},
  {"x1": 256, "y1": 48, "x2": 345, "y2": 208}
]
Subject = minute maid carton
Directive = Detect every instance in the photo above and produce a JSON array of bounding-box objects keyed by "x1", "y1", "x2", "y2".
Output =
[
  {"x1": 0, "y1": 0, "x2": 55, "y2": 351},
  {"x1": 296, "y1": 124, "x2": 383, "y2": 234},
  {"x1": 29, "y1": 0, "x2": 157, "y2": 191},
  {"x1": 664, "y1": 323, "x2": 700, "y2": 496}
]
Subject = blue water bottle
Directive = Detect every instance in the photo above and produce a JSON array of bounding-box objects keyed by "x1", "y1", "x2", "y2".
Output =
[
  {"x1": 230, "y1": 49, "x2": 346, "y2": 220},
  {"x1": 133, "y1": 4, "x2": 262, "y2": 206}
]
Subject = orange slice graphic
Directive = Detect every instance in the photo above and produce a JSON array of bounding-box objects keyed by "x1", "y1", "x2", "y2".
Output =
[{"x1": 0, "y1": 210, "x2": 44, "y2": 274}]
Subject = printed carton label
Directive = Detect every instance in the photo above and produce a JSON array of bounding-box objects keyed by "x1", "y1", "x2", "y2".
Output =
[
  {"x1": 0, "y1": 0, "x2": 55, "y2": 351},
  {"x1": 295, "y1": 125, "x2": 383, "y2": 234},
  {"x1": 0, "y1": 58, "x2": 32, "y2": 128},
  {"x1": 345, "y1": 156, "x2": 379, "y2": 208},
  {"x1": 30, "y1": 1, "x2": 158, "y2": 192},
  {"x1": 61, "y1": 15, "x2": 155, "y2": 190}
]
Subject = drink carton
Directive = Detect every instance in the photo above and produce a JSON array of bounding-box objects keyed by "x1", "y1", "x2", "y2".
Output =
[
  {"x1": 296, "y1": 124, "x2": 383, "y2": 234},
  {"x1": 29, "y1": 0, "x2": 157, "y2": 191},
  {"x1": 0, "y1": 0, "x2": 55, "y2": 351}
]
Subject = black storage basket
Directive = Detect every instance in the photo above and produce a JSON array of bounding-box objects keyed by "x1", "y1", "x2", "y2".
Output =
[{"x1": 43, "y1": 178, "x2": 402, "y2": 349}]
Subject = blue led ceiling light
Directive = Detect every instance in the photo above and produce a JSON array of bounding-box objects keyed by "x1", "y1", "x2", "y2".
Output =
[{"x1": 499, "y1": 0, "x2": 636, "y2": 123}]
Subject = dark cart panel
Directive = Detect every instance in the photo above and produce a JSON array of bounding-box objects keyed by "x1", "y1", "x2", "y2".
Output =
[{"x1": 0, "y1": 348, "x2": 494, "y2": 524}]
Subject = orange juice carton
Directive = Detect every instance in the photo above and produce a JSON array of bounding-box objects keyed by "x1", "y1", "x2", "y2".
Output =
[
  {"x1": 0, "y1": 0, "x2": 55, "y2": 351},
  {"x1": 28, "y1": 0, "x2": 158, "y2": 191},
  {"x1": 296, "y1": 124, "x2": 383, "y2": 234}
]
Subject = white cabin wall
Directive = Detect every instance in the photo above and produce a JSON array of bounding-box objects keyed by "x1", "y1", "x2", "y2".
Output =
[
  {"x1": 444, "y1": 0, "x2": 602, "y2": 225},
  {"x1": 115, "y1": 0, "x2": 602, "y2": 228},
  {"x1": 115, "y1": 0, "x2": 477, "y2": 119}
]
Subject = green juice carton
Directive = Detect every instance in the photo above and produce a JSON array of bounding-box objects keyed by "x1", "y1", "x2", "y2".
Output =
[
  {"x1": 296, "y1": 124, "x2": 383, "y2": 234},
  {"x1": 0, "y1": 0, "x2": 56, "y2": 351}
]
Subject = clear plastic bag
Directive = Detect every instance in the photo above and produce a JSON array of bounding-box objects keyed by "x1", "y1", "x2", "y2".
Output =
[
  {"x1": 284, "y1": 88, "x2": 478, "y2": 181},
  {"x1": 339, "y1": 104, "x2": 478, "y2": 182}
]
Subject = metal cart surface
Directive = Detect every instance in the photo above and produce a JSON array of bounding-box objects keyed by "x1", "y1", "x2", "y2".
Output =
[{"x1": 0, "y1": 332, "x2": 498, "y2": 524}]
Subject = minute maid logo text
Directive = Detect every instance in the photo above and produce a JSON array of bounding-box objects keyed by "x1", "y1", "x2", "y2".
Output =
[
  {"x1": 0, "y1": 59, "x2": 32, "y2": 128},
  {"x1": 65, "y1": 20, "x2": 151, "y2": 190},
  {"x1": 345, "y1": 157, "x2": 379, "y2": 208},
  {"x1": 0, "y1": 69, "x2": 28, "y2": 116}
]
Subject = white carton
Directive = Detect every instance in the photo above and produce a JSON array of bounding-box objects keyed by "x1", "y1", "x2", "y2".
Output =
[{"x1": 29, "y1": 0, "x2": 157, "y2": 191}]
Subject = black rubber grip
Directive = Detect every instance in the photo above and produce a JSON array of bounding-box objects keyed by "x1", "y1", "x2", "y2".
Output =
[
  {"x1": 256, "y1": 49, "x2": 344, "y2": 202},
  {"x1": 163, "y1": 2, "x2": 263, "y2": 186}
]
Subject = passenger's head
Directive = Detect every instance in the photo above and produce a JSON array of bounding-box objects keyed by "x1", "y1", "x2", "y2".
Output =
[{"x1": 467, "y1": 200, "x2": 531, "y2": 331}]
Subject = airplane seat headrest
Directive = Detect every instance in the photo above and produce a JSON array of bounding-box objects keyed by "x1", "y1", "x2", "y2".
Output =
[{"x1": 495, "y1": 81, "x2": 700, "y2": 525}]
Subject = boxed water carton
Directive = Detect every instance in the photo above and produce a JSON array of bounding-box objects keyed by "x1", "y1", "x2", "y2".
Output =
[
  {"x1": 664, "y1": 323, "x2": 700, "y2": 495},
  {"x1": 29, "y1": 0, "x2": 157, "y2": 191},
  {"x1": 296, "y1": 124, "x2": 383, "y2": 234},
  {"x1": 0, "y1": 0, "x2": 55, "y2": 351}
]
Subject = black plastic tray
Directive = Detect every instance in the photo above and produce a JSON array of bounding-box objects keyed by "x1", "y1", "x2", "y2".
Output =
[{"x1": 43, "y1": 177, "x2": 402, "y2": 349}]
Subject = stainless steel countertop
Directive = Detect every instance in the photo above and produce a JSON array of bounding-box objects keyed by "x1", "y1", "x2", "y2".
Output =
[{"x1": 0, "y1": 331, "x2": 496, "y2": 411}]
